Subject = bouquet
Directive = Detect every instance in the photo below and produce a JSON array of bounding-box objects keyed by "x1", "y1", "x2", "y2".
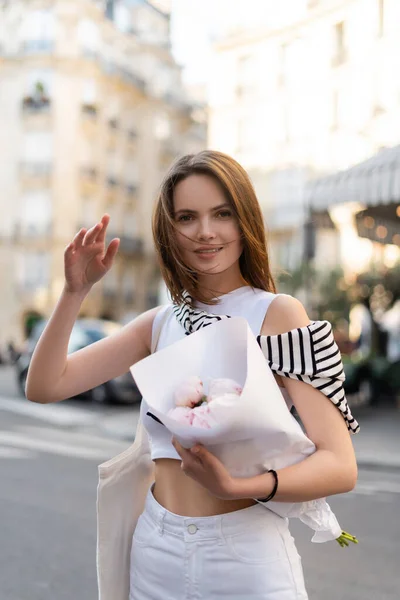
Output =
[
  {"x1": 130, "y1": 317, "x2": 356, "y2": 545},
  {"x1": 167, "y1": 376, "x2": 243, "y2": 429}
]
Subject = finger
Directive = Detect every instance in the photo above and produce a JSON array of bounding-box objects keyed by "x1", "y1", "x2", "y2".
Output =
[
  {"x1": 96, "y1": 214, "x2": 110, "y2": 245},
  {"x1": 83, "y1": 223, "x2": 103, "y2": 246},
  {"x1": 64, "y1": 241, "x2": 75, "y2": 255},
  {"x1": 101, "y1": 238, "x2": 120, "y2": 270},
  {"x1": 70, "y1": 228, "x2": 87, "y2": 251}
]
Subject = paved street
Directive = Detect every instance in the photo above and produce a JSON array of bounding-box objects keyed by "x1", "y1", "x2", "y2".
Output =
[{"x1": 0, "y1": 366, "x2": 399, "y2": 599}]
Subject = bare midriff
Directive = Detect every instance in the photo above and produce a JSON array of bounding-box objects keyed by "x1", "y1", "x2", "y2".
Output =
[
  {"x1": 153, "y1": 459, "x2": 257, "y2": 517},
  {"x1": 151, "y1": 375, "x2": 287, "y2": 517}
]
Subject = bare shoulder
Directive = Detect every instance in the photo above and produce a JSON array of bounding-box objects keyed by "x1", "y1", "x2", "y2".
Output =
[{"x1": 261, "y1": 294, "x2": 311, "y2": 336}]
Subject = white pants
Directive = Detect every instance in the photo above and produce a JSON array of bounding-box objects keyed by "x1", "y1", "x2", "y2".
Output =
[{"x1": 130, "y1": 484, "x2": 308, "y2": 600}]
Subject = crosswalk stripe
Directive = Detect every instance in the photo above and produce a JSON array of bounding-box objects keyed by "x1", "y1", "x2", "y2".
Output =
[
  {"x1": 0, "y1": 431, "x2": 118, "y2": 461},
  {"x1": 0, "y1": 447, "x2": 37, "y2": 459},
  {"x1": 0, "y1": 396, "x2": 96, "y2": 427}
]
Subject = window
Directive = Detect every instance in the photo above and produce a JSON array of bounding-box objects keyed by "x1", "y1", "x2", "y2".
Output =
[
  {"x1": 16, "y1": 251, "x2": 50, "y2": 290},
  {"x1": 331, "y1": 90, "x2": 339, "y2": 130},
  {"x1": 122, "y1": 269, "x2": 136, "y2": 304},
  {"x1": 122, "y1": 209, "x2": 138, "y2": 236},
  {"x1": 378, "y1": 0, "x2": 385, "y2": 37},
  {"x1": 154, "y1": 113, "x2": 170, "y2": 140},
  {"x1": 236, "y1": 54, "x2": 256, "y2": 99},
  {"x1": 78, "y1": 19, "x2": 100, "y2": 56},
  {"x1": 22, "y1": 132, "x2": 53, "y2": 162},
  {"x1": 81, "y1": 197, "x2": 97, "y2": 228},
  {"x1": 20, "y1": 9, "x2": 55, "y2": 52},
  {"x1": 332, "y1": 22, "x2": 346, "y2": 66},
  {"x1": 236, "y1": 117, "x2": 259, "y2": 154},
  {"x1": 19, "y1": 190, "x2": 52, "y2": 236},
  {"x1": 25, "y1": 69, "x2": 53, "y2": 97}
]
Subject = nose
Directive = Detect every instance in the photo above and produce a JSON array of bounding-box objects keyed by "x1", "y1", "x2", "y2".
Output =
[{"x1": 197, "y1": 216, "x2": 216, "y2": 241}]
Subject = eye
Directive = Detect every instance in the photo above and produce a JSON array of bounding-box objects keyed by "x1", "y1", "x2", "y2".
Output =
[
  {"x1": 217, "y1": 210, "x2": 232, "y2": 218},
  {"x1": 177, "y1": 214, "x2": 193, "y2": 222}
]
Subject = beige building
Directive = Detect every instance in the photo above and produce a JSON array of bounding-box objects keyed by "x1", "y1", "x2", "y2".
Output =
[
  {"x1": 0, "y1": 0, "x2": 205, "y2": 346},
  {"x1": 207, "y1": 0, "x2": 400, "y2": 278}
]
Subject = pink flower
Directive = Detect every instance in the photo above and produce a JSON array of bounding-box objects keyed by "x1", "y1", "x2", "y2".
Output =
[
  {"x1": 167, "y1": 406, "x2": 194, "y2": 426},
  {"x1": 173, "y1": 376, "x2": 204, "y2": 408},
  {"x1": 208, "y1": 378, "x2": 242, "y2": 402},
  {"x1": 191, "y1": 404, "x2": 218, "y2": 429}
]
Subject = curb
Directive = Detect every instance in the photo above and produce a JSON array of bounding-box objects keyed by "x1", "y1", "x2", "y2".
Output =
[{"x1": 356, "y1": 458, "x2": 400, "y2": 472}]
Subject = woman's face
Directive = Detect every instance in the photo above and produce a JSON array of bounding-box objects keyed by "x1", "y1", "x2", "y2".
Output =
[{"x1": 172, "y1": 174, "x2": 244, "y2": 280}]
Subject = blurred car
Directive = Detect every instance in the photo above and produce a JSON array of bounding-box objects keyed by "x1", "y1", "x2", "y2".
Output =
[
  {"x1": 343, "y1": 354, "x2": 400, "y2": 407},
  {"x1": 16, "y1": 318, "x2": 142, "y2": 405}
]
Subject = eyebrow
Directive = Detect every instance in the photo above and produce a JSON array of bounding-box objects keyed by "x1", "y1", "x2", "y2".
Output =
[{"x1": 174, "y1": 203, "x2": 231, "y2": 216}]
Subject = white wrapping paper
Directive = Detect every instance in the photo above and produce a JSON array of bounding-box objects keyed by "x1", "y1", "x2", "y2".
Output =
[{"x1": 130, "y1": 317, "x2": 342, "y2": 542}]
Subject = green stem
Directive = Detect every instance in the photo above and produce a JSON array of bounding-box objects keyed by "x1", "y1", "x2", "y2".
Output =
[{"x1": 336, "y1": 530, "x2": 359, "y2": 548}]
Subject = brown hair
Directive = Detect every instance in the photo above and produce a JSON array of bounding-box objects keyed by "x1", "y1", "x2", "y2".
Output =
[{"x1": 152, "y1": 150, "x2": 276, "y2": 306}]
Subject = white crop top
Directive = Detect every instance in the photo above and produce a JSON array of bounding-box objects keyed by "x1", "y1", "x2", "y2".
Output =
[{"x1": 140, "y1": 286, "x2": 293, "y2": 461}]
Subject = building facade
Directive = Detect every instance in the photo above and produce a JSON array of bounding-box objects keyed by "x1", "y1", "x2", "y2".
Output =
[
  {"x1": 0, "y1": 0, "x2": 205, "y2": 346},
  {"x1": 207, "y1": 0, "x2": 400, "y2": 277}
]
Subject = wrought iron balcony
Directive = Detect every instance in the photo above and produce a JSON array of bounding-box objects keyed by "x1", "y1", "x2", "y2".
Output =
[
  {"x1": 82, "y1": 103, "x2": 98, "y2": 117},
  {"x1": 107, "y1": 177, "x2": 118, "y2": 188},
  {"x1": 22, "y1": 96, "x2": 51, "y2": 112},
  {"x1": 126, "y1": 184, "x2": 138, "y2": 196},
  {"x1": 127, "y1": 129, "x2": 138, "y2": 141},
  {"x1": 80, "y1": 166, "x2": 98, "y2": 179},
  {"x1": 109, "y1": 234, "x2": 144, "y2": 257},
  {"x1": 20, "y1": 162, "x2": 52, "y2": 176},
  {"x1": 22, "y1": 40, "x2": 54, "y2": 54}
]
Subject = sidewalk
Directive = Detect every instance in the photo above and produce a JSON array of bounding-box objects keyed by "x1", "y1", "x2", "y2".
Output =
[
  {"x1": 95, "y1": 403, "x2": 400, "y2": 471},
  {"x1": 351, "y1": 404, "x2": 400, "y2": 470}
]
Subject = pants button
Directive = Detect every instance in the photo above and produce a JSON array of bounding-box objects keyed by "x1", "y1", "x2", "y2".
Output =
[{"x1": 187, "y1": 524, "x2": 198, "y2": 534}]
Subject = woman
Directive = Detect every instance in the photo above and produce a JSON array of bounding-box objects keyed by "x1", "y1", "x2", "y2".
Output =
[{"x1": 26, "y1": 151, "x2": 358, "y2": 599}]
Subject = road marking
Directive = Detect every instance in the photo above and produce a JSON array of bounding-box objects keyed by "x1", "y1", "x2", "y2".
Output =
[
  {"x1": 0, "y1": 447, "x2": 37, "y2": 459},
  {"x1": 0, "y1": 431, "x2": 118, "y2": 461},
  {"x1": 353, "y1": 481, "x2": 400, "y2": 495},
  {"x1": 0, "y1": 396, "x2": 96, "y2": 427}
]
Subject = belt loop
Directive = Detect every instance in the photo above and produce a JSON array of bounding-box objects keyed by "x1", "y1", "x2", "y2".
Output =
[
  {"x1": 158, "y1": 509, "x2": 166, "y2": 536},
  {"x1": 217, "y1": 515, "x2": 224, "y2": 546}
]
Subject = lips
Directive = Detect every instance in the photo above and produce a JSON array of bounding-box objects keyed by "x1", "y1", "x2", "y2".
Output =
[{"x1": 195, "y1": 247, "x2": 223, "y2": 254}]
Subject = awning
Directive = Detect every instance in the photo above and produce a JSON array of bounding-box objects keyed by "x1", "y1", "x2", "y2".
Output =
[{"x1": 305, "y1": 145, "x2": 400, "y2": 212}]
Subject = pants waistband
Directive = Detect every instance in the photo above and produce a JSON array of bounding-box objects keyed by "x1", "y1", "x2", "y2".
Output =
[{"x1": 143, "y1": 483, "x2": 286, "y2": 542}]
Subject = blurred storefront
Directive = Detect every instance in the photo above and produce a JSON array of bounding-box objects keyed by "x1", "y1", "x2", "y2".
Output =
[{"x1": 305, "y1": 144, "x2": 400, "y2": 278}]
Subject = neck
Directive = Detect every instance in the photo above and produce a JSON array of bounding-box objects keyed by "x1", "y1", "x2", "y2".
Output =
[{"x1": 194, "y1": 274, "x2": 248, "y2": 302}]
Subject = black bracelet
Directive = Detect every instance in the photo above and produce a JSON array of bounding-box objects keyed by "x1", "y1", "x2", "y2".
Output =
[{"x1": 256, "y1": 469, "x2": 278, "y2": 503}]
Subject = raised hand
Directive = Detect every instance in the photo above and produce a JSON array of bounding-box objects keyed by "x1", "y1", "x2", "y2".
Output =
[{"x1": 64, "y1": 214, "x2": 120, "y2": 294}]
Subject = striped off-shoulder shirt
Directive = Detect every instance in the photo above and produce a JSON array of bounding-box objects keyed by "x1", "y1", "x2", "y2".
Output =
[{"x1": 173, "y1": 293, "x2": 360, "y2": 434}]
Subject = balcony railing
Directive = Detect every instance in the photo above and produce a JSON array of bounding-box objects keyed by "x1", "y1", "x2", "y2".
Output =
[
  {"x1": 101, "y1": 58, "x2": 147, "y2": 92},
  {"x1": 20, "y1": 162, "x2": 52, "y2": 177},
  {"x1": 22, "y1": 40, "x2": 54, "y2": 54},
  {"x1": 22, "y1": 96, "x2": 51, "y2": 113},
  {"x1": 107, "y1": 177, "x2": 118, "y2": 188},
  {"x1": 163, "y1": 92, "x2": 192, "y2": 114},
  {"x1": 114, "y1": 234, "x2": 144, "y2": 257},
  {"x1": 82, "y1": 103, "x2": 98, "y2": 117},
  {"x1": 127, "y1": 129, "x2": 138, "y2": 141},
  {"x1": 13, "y1": 222, "x2": 52, "y2": 241},
  {"x1": 103, "y1": 288, "x2": 119, "y2": 300},
  {"x1": 80, "y1": 166, "x2": 98, "y2": 179},
  {"x1": 126, "y1": 184, "x2": 138, "y2": 196}
]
